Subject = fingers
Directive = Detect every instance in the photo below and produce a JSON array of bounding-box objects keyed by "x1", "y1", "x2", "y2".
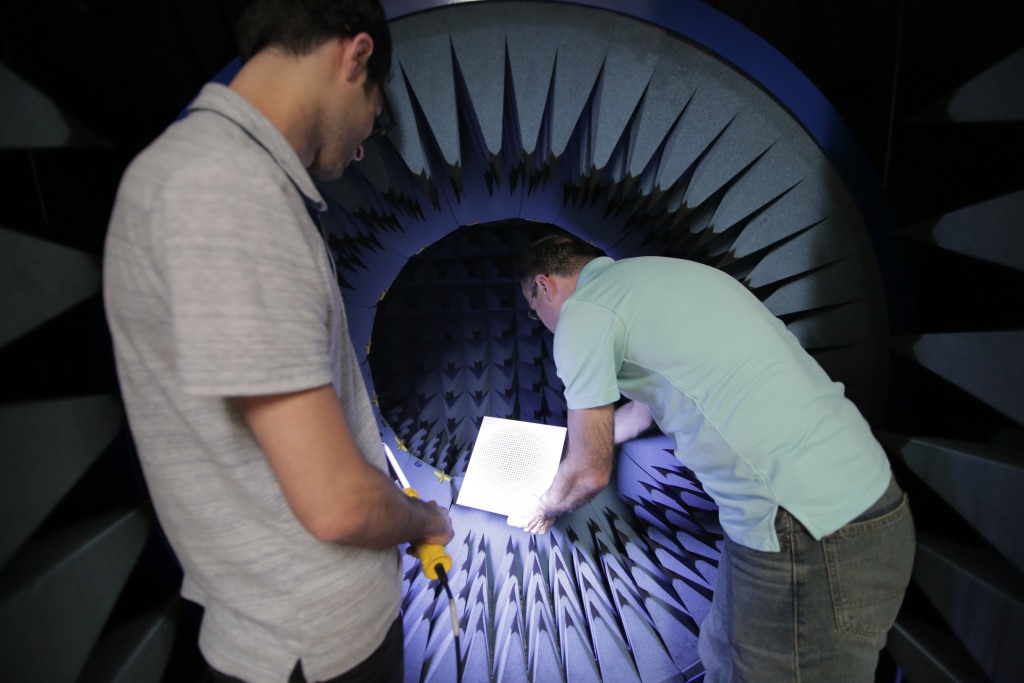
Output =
[
  {"x1": 524, "y1": 516, "x2": 553, "y2": 534},
  {"x1": 506, "y1": 510, "x2": 531, "y2": 528},
  {"x1": 506, "y1": 494, "x2": 557, "y2": 534},
  {"x1": 421, "y1": 499, "x2": 454, "y2": 545},
  {"x1": 507, "y1": 512, "x2": 554, "y2": 534},
  {"x1": 506, "y1": 505, "x2": 536, "y2": 529}
]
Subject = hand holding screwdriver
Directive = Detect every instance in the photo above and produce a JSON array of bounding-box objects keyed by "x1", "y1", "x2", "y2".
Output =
[
  {"x1": 401, "y1": 487, "x2": 452, "y2": 580},
  {"x1": 384, "y1": 444, "x2": 453, "y2": 580}
]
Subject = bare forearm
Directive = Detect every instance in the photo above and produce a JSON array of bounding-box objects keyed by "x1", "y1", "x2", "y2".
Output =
[
  {"x1": 507, "y1": 406, "x2": 614, "y2": 534},
  {"x1": 237, "y1": 386, "x2": 453, "y2": 548},
  {"x1": 539, "y1": 453, "x2": 609, "y2": 517},
  {"x1": 319, "y1": 461, "x2": 450, "y2": 547},
  {"x1": 539, "y1": 405, "x2": 614, "y2": 516}
]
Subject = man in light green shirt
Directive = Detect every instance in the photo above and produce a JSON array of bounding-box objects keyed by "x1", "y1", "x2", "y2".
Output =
[{"x1": 510, "y1": 232, "x2": 914, "y2": 682}]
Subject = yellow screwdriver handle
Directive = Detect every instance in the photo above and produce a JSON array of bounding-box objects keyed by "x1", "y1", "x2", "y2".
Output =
[{"x1": 403, "y1": 487, "x2": 452, "y2": 580}]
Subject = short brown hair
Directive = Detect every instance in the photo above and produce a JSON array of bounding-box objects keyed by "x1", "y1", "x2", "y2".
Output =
[{"x1": 518, "y1": 233, "x2": 603, "y2": 288}]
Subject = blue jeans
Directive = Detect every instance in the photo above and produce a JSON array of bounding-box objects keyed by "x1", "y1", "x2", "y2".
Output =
[{"x1": 697, "y1": 477, "x2": 915, "y2": 682}]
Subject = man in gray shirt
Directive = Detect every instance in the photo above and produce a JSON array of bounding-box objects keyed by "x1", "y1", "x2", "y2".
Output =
[{"x1": 103, "y1": 1, "x2": 453, "y2": 681}]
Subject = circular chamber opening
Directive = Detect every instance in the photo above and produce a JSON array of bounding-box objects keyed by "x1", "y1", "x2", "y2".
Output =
[
  {"x1": 319, "y1": 3, "x2": 894, "y2": 679},
  {"x1": 369, "y1": 219, "x2": 571, "y2": 475},
  {"x1": 335, "y1": 0, "x2": 892, "y2": 481}
]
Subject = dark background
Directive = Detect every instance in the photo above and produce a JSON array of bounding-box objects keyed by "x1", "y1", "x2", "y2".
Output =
[{"x1": 1, "y1": 0, "x2": 1021, "y2": 680}]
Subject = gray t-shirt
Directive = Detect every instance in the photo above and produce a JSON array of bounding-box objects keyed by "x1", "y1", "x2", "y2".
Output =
[{"x1": 103, "y1": 83, "x2": 401, "y2": 682}]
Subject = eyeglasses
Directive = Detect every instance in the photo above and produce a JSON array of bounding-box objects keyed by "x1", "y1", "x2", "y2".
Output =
[
  {"x1": 368, "y1": 89, "x2": 394, "y2": 140},
  {"x1": 527, "y1": 280, "x2": 539, "y2": 320}
]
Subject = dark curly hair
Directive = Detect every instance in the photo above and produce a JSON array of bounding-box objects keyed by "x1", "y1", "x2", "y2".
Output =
[{"x1": 235, "y1": 0, "x2": 392, "y2": 87}]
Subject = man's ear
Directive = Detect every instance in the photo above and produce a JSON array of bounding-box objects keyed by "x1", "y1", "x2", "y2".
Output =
[
  {"x1": 536, "y1": 274, "x2": 556, "y2": 301},
  {"x1": 342, "y1": 33, "x2": 375, "y2": 82}
]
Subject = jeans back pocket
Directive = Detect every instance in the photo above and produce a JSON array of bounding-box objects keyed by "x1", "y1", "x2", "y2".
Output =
[{"x1": 823, "y1": 493, "x2": 915, "y2": 640}]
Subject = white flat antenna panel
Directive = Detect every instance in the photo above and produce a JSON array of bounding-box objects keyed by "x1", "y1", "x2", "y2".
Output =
[{"x1": 456, "y1": 416, "x2": 566, "y2": 516}]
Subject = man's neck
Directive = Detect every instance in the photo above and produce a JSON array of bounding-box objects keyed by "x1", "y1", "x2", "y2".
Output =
[{"x1": 229, "y1": 47, "x2": 328, "y2": 168}]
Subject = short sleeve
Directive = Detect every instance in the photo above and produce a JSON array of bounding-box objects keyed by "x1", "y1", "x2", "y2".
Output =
[
  {"x1": 158, "y1": 161, "x2": 333, "y2": 396},
  {"x1": 553, "y1": 299, "x2": 623, "y2": 409}
]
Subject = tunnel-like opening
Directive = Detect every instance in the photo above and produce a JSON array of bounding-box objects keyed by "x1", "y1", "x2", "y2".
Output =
[
  {"x1": 369, "y1": 219, "x2": 570, "y2": 475},
  {"x1": 320, "y1": 4, "x2": 892, "y2": 678},
  {"x1": 4, "y1": 1, "x2": 1024, "y2": 681},
  {"x1": 0, "y1": 1, "x2": 930, "y2": 681}
]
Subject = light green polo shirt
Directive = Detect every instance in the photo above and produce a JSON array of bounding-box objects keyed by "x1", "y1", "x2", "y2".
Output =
[{"x1": 554, "y1": 256, "x2": 890, "y2": 551}]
